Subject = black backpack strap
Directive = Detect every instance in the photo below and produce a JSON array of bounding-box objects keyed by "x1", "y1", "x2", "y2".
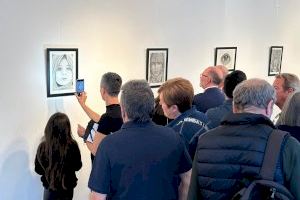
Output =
[{"x1": 260, "y1": 129, "x2": 288, "y2": 180}]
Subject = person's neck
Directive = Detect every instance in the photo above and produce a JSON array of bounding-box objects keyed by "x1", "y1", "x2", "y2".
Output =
[
  {"x1": 203, "y1": 84, "x2": 218, "y2": 90},
  {"x1": 105, "y1": 97, "x2": 119, "y2": 106},
  {"x1": 239, "y1": 107, "x2": 270, "y2": 118}
]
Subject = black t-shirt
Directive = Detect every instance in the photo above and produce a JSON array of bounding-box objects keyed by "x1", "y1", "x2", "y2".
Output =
[
  {"x1": 88, "y1": 121, "x2": 192, "y2": 200},
  {"x1": 97, "y1": 104, "x2": 123, "y2": 135},
  {"x1": 88, "y1": 104, "x2": 123, "y2": 161}
]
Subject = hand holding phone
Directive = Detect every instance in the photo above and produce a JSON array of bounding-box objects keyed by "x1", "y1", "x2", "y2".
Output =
[{"x1": 76, "y1": 79, "x2": 84, "y2": 95}]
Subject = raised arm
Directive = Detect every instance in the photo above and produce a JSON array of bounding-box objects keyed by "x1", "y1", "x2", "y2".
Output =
[{"x1": 76, "y1": 92, "x2": 101, "y2": 122}]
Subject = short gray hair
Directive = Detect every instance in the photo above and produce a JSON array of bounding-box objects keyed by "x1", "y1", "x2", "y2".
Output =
[
  {"x1": 233, "y1": 78, "x2": 276, "y2": 111},
  {"x1": 121, "y1": 80, "x2": 154, "y2": 122},
  {"x1": 277, "y1": 91, "x2": 300, "y2": 126},
  {"x1": 100, "y1": 72, "x2": 122, "y2": 96},
  {"x1": 275, "y1": 73, "x2": 300, "y2": 91}
]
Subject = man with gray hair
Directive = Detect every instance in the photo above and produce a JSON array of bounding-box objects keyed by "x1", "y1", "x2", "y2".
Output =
[
  {"x1": 273, "y1": 73, "x2": 300, "y2": 109},
  {"x1": 89, "y1": 80, "x2": 192, "y2": 200},
  {"x1": 188, "y1": 78, "x2": 300, "y2": 200},
  {"x1": 76, "y1": 72, "x2": 123, "y2": 160},
  {"x1": 193, "y1": 66, "x2": 225, "y2": 112}
]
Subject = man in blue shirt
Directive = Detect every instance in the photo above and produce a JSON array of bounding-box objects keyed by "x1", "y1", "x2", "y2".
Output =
[
  {"x1": 193, "y1": 66, "x2": 225, "y2": 112},
  {"x1": 89, "y1": 80, "x2": 192, "y2": 200}
]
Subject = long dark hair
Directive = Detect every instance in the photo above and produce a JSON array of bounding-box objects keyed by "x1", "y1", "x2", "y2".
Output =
[{"x1": 40, "y1": 112, "x2": 75, "y2": 190}]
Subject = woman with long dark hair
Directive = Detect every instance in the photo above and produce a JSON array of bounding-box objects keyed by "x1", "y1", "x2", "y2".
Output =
[{"x1": 35, "y1": 112, "x2": 82, "y2": 200}]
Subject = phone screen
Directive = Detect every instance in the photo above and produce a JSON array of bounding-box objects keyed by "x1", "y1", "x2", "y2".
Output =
[{"x1": 76, "y1": 79, "x2": 84, "y2": 94}]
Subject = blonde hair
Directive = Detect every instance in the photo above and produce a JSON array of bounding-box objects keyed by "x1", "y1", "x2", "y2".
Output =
[{"x1": 158, "y1": 78, "x2": 194, "y2": 113}]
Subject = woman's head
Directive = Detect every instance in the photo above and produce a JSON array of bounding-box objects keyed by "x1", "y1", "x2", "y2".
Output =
[
  {"x1": 277, "y1": 91, "x2": 300, "y2": 126},
  {"x1": 53, "y1": 54, "x2": 73, "y2": 88},
  {"x1": 158, "y1": 78, "x2": 194, "y2": 119},
  {"x1": 44, "y1": 112, "x2": 72, "y2": 144}
]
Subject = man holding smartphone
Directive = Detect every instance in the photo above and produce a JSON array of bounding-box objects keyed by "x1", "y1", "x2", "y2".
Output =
[{"x1": 76, "y1": 72, "x2": 123, "y2": 161}]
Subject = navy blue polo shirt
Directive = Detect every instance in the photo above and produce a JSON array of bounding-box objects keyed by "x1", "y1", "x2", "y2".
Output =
[{"x1": 88, "y1": 120, "x2": 192, "y2": 200}]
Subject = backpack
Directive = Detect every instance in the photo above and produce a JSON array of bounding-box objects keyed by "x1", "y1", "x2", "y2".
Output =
[{"x1": 232, "y1": 130, "x2": 295, "y2": 200}]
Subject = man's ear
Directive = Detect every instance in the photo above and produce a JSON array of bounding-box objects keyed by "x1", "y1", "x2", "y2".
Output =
[
  {"x1": 232, "y1": 102, "x2": 238, "y2": 113},
  {"x1": 266, "y1": 99, "x2": 274, "y2": 118},
  {"x1": 120, "y1": 105, "x2": 127, "y2": 122},
  {"x1": 170, "y1": 104, "x2": 179, "y2": 114}
]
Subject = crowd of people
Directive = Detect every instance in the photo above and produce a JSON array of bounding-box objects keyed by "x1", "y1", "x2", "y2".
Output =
[{"x1": 34, "y1": 68, "x2": 300, "y2": 200}]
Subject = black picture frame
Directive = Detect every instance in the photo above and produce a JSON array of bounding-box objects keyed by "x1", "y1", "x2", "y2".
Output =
[
  {"x1": 46, "y1": 48, "x2": 78, "y2": 97},
  {"x1": 214, "y1": 47, "x2": 237, "y2": 71},
  {"x1": 146, "y1": 48, "x2": 168, "y2": 88},
  {"x1": 268, "y1": 46, "x2": 283, "y2": 76}
]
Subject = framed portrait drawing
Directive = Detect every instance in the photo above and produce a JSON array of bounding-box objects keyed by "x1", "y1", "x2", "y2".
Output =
[
  {"x1": 268, "y1": 46, "x2": 283, "y2": 76},
  {"x1": 146, "y1": 48, "x2": 168, "y2": 88},
  {"x1": 214, "y1": 47, "x2": 237, "y2": 71},
  {"x1": 46, "y1": 48, "x2": 78, "y2": 97}
]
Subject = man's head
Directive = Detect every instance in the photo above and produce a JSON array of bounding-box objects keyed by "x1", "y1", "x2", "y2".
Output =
[
  {"x1": 223, "y1": 70, "x2": 247, "y2": 99},
  {"x1": 215, "y1": 65, "x2": 229, "y2": 89},
  {"x1": 158, "y1": 78, "x2": 194, "y2": 119},
  {"x1": 233, "y1": 78, "x2": 276, "y2": 118},
  {"x1": 120, "y1": 80, "x2": 154, "y2": 123},
  {"x1": 200, "y1": 66, "x2": 223, "y2": 89},
  {"x1": 100, "y1": 72, "x2": 122, "y2": 99},
  {"x1": 273, "y1": 73, "x2": 300, "y2": 109}
]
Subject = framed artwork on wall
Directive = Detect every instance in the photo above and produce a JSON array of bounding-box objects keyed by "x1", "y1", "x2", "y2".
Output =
[
  {"x1": 46, "y1": 48, "x2": 78, "y2": 97},
  {"x1": 146, "y1": 48, "x2": 168, "y2": 88},
  {"x1": 214, "y1": 47, "x2": 237, "y2": 71},
  {"x1": 268, "y1": 46, "x2": 283, "y2": 76}
]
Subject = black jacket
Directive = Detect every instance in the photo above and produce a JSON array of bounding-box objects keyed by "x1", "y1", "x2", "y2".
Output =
[
  {"x1": 35, "y1": 141, "x2": 82, "y2": 191},
  {"x1": 195, "y1": 113, "x2": 285, "y2": 200}
]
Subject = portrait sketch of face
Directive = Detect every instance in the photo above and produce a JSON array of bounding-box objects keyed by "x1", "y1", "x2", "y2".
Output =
[
  {"x1": 220, "y1": 53, "x2": 231, "y2": 65},
  {"x1": 146, "y1": 48, "x2": 168, "y2": 88},
  {"x1": 270, "y1": 49, "x2": 282, "y2": 73},
  {"x1": 149, "y1": 52, "x2": 165, "y2": 84},
  {"x1": 47, "y1": 49, "x2": 78, "y2": 97},
  {"x1": 215, "y1": 47, "x2": 237, "y2": 71},
  {"x1": 52, "y1": 54, "x2": 74, "y2": 90}
]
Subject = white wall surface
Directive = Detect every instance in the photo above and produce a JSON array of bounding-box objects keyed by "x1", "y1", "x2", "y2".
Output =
[{"x1": 0, "y1": 0, "x2": 299, "y2": 199}]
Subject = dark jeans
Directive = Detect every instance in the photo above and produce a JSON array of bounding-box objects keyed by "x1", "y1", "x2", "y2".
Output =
[{"x1": 43, "y1": 188, "x2": 73, "y2": 200}]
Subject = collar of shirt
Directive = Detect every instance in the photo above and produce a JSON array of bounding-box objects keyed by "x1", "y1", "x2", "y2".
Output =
[{"x1": 204, "y1": 85, "x2": 219, "y2": 91}]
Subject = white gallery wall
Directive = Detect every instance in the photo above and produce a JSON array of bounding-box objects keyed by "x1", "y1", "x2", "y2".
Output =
[{"x1": 0, "y1": 0, "x2": 299, "y2": 199}]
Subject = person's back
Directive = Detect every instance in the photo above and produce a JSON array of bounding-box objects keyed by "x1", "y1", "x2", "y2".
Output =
[
  {"x1": 35, "y1": 112, "x2": 82, "y2": 200},
  {"x1": 89, "y1": 80, "x2": 192, "y2": 200},
  {"x1": 90, "y1": 121, "x2": 190, "y2": 199},
  {"x1": 188, "y1": 79, "x2": 300, "y2": 200}
]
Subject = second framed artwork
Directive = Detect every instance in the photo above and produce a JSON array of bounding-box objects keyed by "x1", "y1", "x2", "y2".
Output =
[
  {"x1": 46, "y1": 48, "x2": 78, "y2": 97},
  {"x1": 268, "y1": 46, "x2": 283, "y2": 76},
  {"x1": 214, "y1": 47, "x2": 237, "y2": 71},
  {"x1": 146, "y1": 48, "x2": 168, "y2": 88}
]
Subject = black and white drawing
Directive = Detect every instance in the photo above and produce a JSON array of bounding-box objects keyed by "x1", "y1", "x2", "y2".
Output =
[
  {"x1": 215, "y1": 47, "x2": 237, "y2": 71},
  {"x1": 146, "y1": 48, "x2": 168, "y2": 88},
  {"x1": 268, "y1": 46, "x2": 283, "y2": 76},
  {"x1": 47, "y1": 48, "x2": 78, "y2": 97}
]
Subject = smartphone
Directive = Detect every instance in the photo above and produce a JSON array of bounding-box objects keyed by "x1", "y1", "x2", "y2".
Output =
[{"x1": 76, "y1": 79, "x2": 84, "y2": 95}]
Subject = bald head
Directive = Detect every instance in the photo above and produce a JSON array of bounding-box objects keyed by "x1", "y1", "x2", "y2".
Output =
[{"x1": 200, "y1": 66, "x2": 223, "y2": 89}]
